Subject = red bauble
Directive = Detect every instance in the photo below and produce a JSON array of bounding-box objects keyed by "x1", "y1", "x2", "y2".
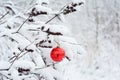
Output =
[{"x1": 50, "y1": 47, "x2": 65, "y2": 62}]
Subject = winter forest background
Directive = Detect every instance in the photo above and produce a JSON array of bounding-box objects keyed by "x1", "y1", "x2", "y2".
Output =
[{"x1": 0, "y1": 0, "x2": 120, "y2": 80}]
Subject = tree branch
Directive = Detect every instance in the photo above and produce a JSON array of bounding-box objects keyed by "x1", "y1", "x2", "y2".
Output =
[
  {"x1": 0, "y1": 73, "x2": 11, "y2": 79},
  {"x1": 45, "y1": 12, "x2": 63, "y2": 24},
  {"x1": 15, "y1": 16, "x2": 31, "y2": 33},
  {"x1": 0, "y1": 11, "x2": 9, "y2": 20},
  {"x1": 35, "y1": 62, "x2": 58, "y2": 70}
]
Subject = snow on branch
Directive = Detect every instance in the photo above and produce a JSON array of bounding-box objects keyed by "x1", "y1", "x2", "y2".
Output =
[
  {"x1": 30, "y1": 5, "x2": 52, "y2": 17},
  {"x1": 62, "y1": 2, "x2": 84, "y2": 15},
  {"x1": 0, "y1": 11, "x2": 9, "y2": 20},
  {"x1": 0, "y1": 0, "x2": 85, "y2": 80}
]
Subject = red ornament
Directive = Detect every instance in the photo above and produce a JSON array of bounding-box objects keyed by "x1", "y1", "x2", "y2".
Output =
[{"x1": 50, "y1": 47, "x2": 65, "y2": 62}]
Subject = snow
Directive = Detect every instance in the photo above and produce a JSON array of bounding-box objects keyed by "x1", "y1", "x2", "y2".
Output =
[
  {"x1": 30, "y1": 5, "x2": 52, "y2": 14},
  {"x1": 0, "y1": 61, "x2": 10, "y2": 69},
  {"x1": 0, "y1": 0, "x2": 120, "y2": 80},
  {"x1": 72, "y1": 0, "x2": 85, "y2": 3},
  {"x1": 42, "y1": 24, "x2": 71, "y2": 36},
  {"x1": 12, "y1": 60, "x2": 35, "y2": 70},
  {"x1": 50, "y1": 0, "x2": 120, "y2": 80}
]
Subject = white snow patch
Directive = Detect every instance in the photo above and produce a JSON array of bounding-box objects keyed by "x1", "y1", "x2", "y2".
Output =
[
  {"x1": 12, "y1": 60, "x2": 35, "y2": 71},
  {"x1": 0, "y1": 61, "x2": 10, "y2": 69}
]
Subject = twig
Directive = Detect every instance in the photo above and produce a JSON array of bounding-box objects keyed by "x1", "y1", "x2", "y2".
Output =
[
  {"x1": 17, "y1": 52, "x2": 28, "y2": 59},
  {"x1": 54, "y1": 39, "x2": 60, "y2": 47},
  {"x1": 5, "y1": 2, "x2": 83, "y2": 72},
  {"x1": 0, "y1": 69, "x2": 9, "y2": 71},
  {"x1": 8, "y1": 32, "x2": 43, "y2": 70},
  {"x1": 10, "y1": 51, "x2": 24, "y2": 63},
  {"x1": 17, "y1": 32, "x2": 43, "y2": 53},
  {"x1": 18, "y1": 32, "x2": 32, "y2": 43},
  {"x1": 45, "y1": 2, "x2": 71, "y2": 24},
  {"x1": 45, "y1": 15, "x2": 58, "y2": 24},
  {"x1": 16, "y1": 16, "x2": 31, "y2": 33},
  {"x1": 0, "y1": 73, "x2": 11, "y2": 79},
  {"x1": 45, "y1": 12, "x2": 63, "y2": 24},
  {"x1": 35, "y1": 62, "x2": 58, "y2": 70},
  {"x1": 65, "y1": 56, "x2": 71, "y2": 61},
  {"x1": 59, "y1": 2, "x2": 72, "y2": 12},
  {"x1": 0, "y1": 11, "x2": 9, "y2": 20},
  {"x1": 9, "y1": 55, "x2": 17, "y2": 61},
  {"x1": 8, "y1": 40, "x2": 35, "y2": 70},
  {"x1": 9, "y1": 52, "x2": 24, "y2": 69},
  {"x1": 13, "y1": 31, "x2": 43, "y2": 53},
  {"x1": 28, "y1": 29, "x2": 39, "y2": 31}
]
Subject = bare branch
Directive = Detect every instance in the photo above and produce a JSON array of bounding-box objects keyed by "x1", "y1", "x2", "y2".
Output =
[
  {"x1": 8, "y1": 39, "x2": 35, "y2": 70},
  {"x1": 45, "y1": 13, "x2": 63, "y2": 24},
  {"x1": 0, "y1": 11, "x2": 9, "y2": 20},
  {"x1": 15, "y1": 16, "x2": 31, "y2": 33},
  {"x1": 35, "y1": 62, "x2": 58, "y2": 70},
  {"x1": 0, "y1": 73, "x2": 11, "y2": 79}
]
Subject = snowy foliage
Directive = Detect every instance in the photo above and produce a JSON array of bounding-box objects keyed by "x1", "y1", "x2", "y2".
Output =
[
  {"x1": 0, "y1": 0, "x2": 85, "y2": 80},
  {"x1": 1, "y1": 0, "x2": 120, "y2": 80}
]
